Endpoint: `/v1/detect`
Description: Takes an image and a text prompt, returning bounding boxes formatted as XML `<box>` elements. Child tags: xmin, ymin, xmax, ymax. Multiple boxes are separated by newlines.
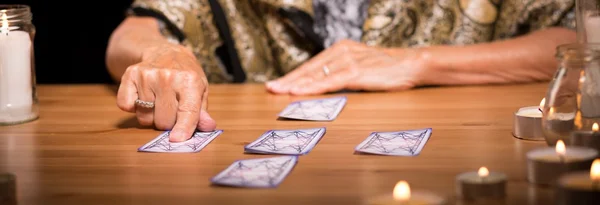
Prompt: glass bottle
<box><xmin>0</xmin><ymin>5</ymin><xmax>38</xmax><ymax>125</ymax></box>
<box><xmin>541</xmin><ymin>43</ymin><xmax>600</xmax><ymax>146</ymax></box>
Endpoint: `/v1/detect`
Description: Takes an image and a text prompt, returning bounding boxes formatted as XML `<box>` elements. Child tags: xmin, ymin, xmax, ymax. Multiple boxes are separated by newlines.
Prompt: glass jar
<box><xmin>0</xmin><ymin>5</ymin><xmax>38</xmax><ymax>125</ymax></box>
<box><xmin>541</xmin><ymin>43</ymin><xmax>600</xmax><ymax>146</ymax></box>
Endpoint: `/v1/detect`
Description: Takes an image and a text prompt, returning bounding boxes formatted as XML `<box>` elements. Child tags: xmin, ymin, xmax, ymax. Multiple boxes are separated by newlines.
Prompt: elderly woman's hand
<box><xmin>265</xmin><ymin>40</ymin><xmax>428</xmax><ymax>95</ymax></box>
<box><xmin>116</xmin><ymin>43</ymin><xmax>216</xmax><ymax>142</ymax></box>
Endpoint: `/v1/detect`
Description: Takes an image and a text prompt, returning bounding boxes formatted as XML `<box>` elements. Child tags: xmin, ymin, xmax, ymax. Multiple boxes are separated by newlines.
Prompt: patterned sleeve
<box><xmin>494</xmin><ymin>0</ymin><xmax>576</xmax><ymax>40</ymax></box>
<box><xmin>127</xmin><ymin>0</ymin><xmax>231</xmax><ymax>83</ymax></box>
<box><xmin>128</xmin><ymin>0</ymin><xmax>202</xmax><ymax>43</ymax></box>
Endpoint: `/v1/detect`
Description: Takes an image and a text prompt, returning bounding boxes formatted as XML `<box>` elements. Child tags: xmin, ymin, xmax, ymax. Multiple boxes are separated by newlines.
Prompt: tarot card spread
<box><xmin>210</xmin><ymin>156</ymin><xmax>298</xmax><ymax>188</ymax></box>
<box><xmin>138</xmin><ymin>130</ymin><xmax>223</xmax><ymax>153</ymax></box>
<box><xmin>278</xmin><ymin>96</ymin><xmax>347</xmax><ymax>121</ymax></box>
<box><xmin>245</xmin><ymin>127</ymin><xmax>326</xmax><ymax>155</ymax></box>
<box><xmin>354</xmin><ymin>128</ymin><xmax>432</xmax><ymax>156</ymax></box>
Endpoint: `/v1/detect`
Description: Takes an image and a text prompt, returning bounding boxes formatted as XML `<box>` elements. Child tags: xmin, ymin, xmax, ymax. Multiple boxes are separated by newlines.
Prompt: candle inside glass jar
<box><xmin>571</xmin><ymin>123</ymin><xmax>600</xmax><ymax>152</ymax></box>
<box><xmin>0</xmin><ymin>10</ymin><xmax>35</xmax><ymax>124</ymax></box>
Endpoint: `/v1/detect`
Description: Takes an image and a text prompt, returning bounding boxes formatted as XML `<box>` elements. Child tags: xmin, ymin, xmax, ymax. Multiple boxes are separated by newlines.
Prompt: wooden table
<box><xmin>0</xmin><ymin>83</ymin><xmax>556</xmax><ymax>205</ymax></box>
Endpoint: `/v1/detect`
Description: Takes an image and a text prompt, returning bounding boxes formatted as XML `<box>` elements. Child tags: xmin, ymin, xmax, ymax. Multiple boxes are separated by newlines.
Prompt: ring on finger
<box><xmin>135</xmin><ymin>99</ymin><xmax>155</xmax><ymax>109</ymax></box>
<box><xmin>322</xmin><ymin>65</ymin><xmax>330</xmax><ymax>77</ymax></box>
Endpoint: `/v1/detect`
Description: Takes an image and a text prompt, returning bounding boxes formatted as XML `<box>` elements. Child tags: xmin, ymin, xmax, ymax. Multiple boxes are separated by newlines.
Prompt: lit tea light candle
<box><xmin>555</xmin><ymin>159</ymin><xmax>600</xmax><ymax>205</ymax></box>
<box><xmin>571</xmin><ymin>122</ymin><xmax>600</xmax><ymax>153</ymax></box>
<box><xmin>512</xmin><ymin>99</ymin><xmax>545</xmax><ymax>140</ymax></box>
<box><xmin>527</xmin><ymin>140</ymin><xmax>598</xmax><ymax>185</ymax></box>
<box><xmin>0</xmin><ymin>10</ymin><xmax>35</xmax><ymax>124</ymax></box>
<box><xmin>368</xmin><ymin>180</ymin><xmax>446</xmax><ymax>205</ymax></box>
<box><xmin>456</xmin><ymin>166</ymin><xmax>507</xmax><ymax>201</ymax></box>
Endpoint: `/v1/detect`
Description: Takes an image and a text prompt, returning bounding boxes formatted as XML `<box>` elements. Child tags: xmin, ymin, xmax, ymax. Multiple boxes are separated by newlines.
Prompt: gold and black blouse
<box><xmin>128</xmin><ymin>0</ymin><xmax>576</xmax><ymax>83</ymax></box>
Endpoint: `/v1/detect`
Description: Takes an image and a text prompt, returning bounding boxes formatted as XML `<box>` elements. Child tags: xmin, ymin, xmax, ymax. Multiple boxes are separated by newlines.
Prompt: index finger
<box><xmin>169</xmin><ymin>86</ymin><xmax>202</xmax><ymax>142</ymax></box>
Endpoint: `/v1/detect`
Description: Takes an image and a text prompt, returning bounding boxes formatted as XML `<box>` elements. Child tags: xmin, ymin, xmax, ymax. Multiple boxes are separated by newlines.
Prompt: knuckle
<box><xmin>157</xmin><ymin>69</ymin><xmax>174</xmax><ymax>83</ymax></box>
<box><xmin>141</xmin><ymin>68</ymin><xmax>157</xmax><ymax>80</ymax></box>
<box><xmin>116</xmin><ymin>101</ymin><xmax>132</xmax><ymax>112</ymax></box>
<box><xmin>177</xmin><ymin>71</ymin><xmax>200</xmax><ymax>82</ymax></box>
<box><xmin>121</xmin><ymin>66</ymin><xmax>137</xmax><ymax>82</ymax></box>
<box><xmin>178</xmin><ymin>103</ymin><xmax>200</xmax><ymax>113</ymax></box>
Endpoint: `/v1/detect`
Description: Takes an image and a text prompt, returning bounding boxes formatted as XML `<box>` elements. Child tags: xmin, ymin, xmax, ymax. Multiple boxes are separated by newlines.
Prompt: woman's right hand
<box><xmin>116</xmin><ymin>43</ymin><xmax>216</xmax><ymax>142</ymax></box>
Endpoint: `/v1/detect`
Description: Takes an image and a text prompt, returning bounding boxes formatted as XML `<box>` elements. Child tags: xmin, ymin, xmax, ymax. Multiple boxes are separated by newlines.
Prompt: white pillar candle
<box><xmin>0</xmin><ymin>12</ymin><xmax>34</xmax><ymax>124</ymax></box>
<box><xmin>585</xmin><ymin>15</ymin><xmax>600</xmax><ymax>43</ymax></box>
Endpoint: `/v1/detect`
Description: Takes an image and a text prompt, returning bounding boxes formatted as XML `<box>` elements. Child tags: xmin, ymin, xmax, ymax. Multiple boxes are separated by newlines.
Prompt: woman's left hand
<box><xmin>265</xmin><ymin>40</ymin><xmax>428</xmax><ymax>95</ymax></box>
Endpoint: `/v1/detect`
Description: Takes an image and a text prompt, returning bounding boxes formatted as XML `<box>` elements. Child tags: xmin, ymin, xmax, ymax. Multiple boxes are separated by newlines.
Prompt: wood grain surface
<box><xmin>0</xmin><ymin>83</ymin><xmax>560</xmax><ymax>205</ymax></box>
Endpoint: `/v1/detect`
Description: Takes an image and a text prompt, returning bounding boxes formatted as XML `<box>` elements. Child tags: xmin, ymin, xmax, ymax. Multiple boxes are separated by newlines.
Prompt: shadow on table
<box><xmin>116</xmin><ymin>116</ymin><xmax>152</xmax><ymax>129</ymax></box>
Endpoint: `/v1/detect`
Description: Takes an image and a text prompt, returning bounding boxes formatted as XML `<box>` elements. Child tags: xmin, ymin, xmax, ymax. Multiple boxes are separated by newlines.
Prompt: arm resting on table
<box><xmin>417</xmin><ymin>27</ymin><xmax>576</xmax><ymax>86</ymax></box>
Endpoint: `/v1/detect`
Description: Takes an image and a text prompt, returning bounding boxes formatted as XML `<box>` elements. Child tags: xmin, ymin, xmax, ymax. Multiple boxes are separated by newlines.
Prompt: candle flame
<box><xmin>592</xmin><ymin>159</ymin><xmax>600</xmax><ymax>181</ymax></box>
<box><xmin>556</xmin><ymin>140</ymin><xmax>566</xmax><ymax>157</ymax></box>
<box><xmin>393</xmin><ymin>180</ymin><xmax>411</xmax><ymax>201</ymax></box>
<box><xmin>0</xmin><ymin>11</ymin><xmax>7</xmax><ymax>33</ymax></box>
<box><xmin>478</xmin><ymin>167</ymin><xmax>489</xmax><ymax>177</ymax></box>
<box><xmin>593</xmin><ymin>123</ymin><xmax>599</xmax><ymax>132</ymax></box>
<box><xmin>549</xmin><ymin>107</ymin><xmax>555</xmax><ymax>115</ymax></box>
<box><xmin>539</xmin><ymin>98</ymin><xmax>545</xmax><ymax>111</ymax></box>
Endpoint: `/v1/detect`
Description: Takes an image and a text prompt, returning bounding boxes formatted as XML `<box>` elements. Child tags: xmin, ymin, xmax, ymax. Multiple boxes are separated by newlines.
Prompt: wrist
<box><xmin>413</xmin><ymin>47</ymin><xmax>439</xmax><ymax>86</ymax></box>
<box><xmin>385</xmin><ymin>47</ymin><xmax>438</xmax><ymax>87</ymax></box>
<box><xmin>140</xmin><ymin>42</ymin><xmax>192</xmax><ymax>62</ymax></box>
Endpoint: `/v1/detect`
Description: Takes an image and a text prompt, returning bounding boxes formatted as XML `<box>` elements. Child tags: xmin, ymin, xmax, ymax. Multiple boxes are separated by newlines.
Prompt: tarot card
<box><xmin>354</xmin><ymin>128</ymin><xmax>432</xmax><ymax>156</ymax></box>
<box><xmin>137</xmin><ymin>130</ymin><xmax>223</xmax><ymax>153</ymax></box>
<box><xmin>244</xmin><ymin>127</ymin><xmax>326</xmax><ymax>155</ymax></box>
<box><xmin>278</xmin><ymin>96</ymin><xmax>347</xmax><ymax>121</ymax></box>
<box><xmin>210</xmin><ymin>155</ymin><xmax>298</xmax><ymax>188</ymax></box>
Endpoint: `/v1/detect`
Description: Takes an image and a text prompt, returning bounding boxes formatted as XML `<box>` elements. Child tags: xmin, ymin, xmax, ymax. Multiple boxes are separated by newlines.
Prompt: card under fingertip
<box><xmin>137</xmin><ymin>130</ymin><xmax>223</xmax><ymax>153</ymax></box>
<box><xmin>354</xmin><ymin>128</ymin><xmax>432</xmax><ymax>156</ymax></box>
<box><xmin>210</xmin><ymin>156</ymin><xmax>298</xmax><ymax>188</ymax></box>
<box><xmin>244</xmin><ymin>127</ymin><xmax>326</xmax><ymax>155</ymax></box>
<box><xmin>278</xmin><ymin>96</ymin><xmax>347</xmax><ymax>121</ymax></box>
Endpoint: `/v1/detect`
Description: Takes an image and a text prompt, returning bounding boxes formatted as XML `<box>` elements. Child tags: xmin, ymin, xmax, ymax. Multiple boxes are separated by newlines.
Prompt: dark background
<box><xmin>4</xmin><ymin>0</ymin><xmax>133</xmax><ymax>84</ymax></box>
